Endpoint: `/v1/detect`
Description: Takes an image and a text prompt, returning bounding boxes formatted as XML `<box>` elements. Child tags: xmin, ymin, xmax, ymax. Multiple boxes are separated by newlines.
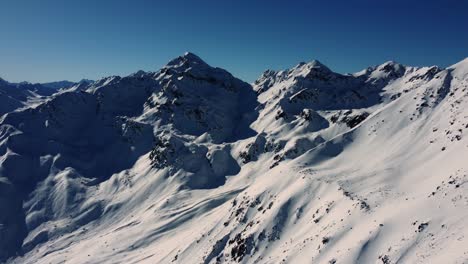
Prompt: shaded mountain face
<box><xmin>0</xmin><ymin>55</ymin><xmax>467</xmax><ymax>264</ymax></box>
<box><xmin>140</xmin><ymin>52</ymin><xmax>258</xmax><ymax>143</ymax></box>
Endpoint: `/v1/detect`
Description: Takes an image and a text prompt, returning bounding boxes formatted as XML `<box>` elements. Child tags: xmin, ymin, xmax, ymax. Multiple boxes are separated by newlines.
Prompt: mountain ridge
<box><xmin>0</xmin><ymin>53</ymin><xmax>467</xmax><ymax>263</ymax></box>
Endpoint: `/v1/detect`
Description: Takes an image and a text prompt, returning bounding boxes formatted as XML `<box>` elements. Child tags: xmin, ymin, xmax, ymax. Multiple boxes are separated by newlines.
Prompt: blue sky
<box><xmin>1</xmin><ymin>0</ymin><xmax>467</xmax><ymax>83</ymax></box>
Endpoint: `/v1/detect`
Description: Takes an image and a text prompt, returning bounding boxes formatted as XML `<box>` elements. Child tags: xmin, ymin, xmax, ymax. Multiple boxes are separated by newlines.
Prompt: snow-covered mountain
<box><xmin>0</xmin><ymin>53</ymin><xmax>467</xmax><ymax>263</ymax></box>
<box><xmin>40</xmin><ymin>80</ymin><xmax>94</xmax><ymax>90</ymax></box>
<box><xmin>0</xmin><ymin>78</ymin><xmax>62</xmax><ymax>116</ymax></box>
<box><xmin>0</xmin><ymin>78</ymin><xmax>94</xmax><ymax>117</ymax></box>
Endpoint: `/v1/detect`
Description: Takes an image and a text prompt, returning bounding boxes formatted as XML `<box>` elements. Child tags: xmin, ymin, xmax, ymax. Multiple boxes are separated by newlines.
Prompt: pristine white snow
<box><xmin>0</xmin><ymin>53</ymin><xmax>467</xmax><ymax>264</ymax></box>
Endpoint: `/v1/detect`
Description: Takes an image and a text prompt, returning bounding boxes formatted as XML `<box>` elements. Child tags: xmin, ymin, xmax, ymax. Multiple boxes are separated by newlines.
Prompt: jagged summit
<box><xmin>294</xmin><ymin>59</ymin><xmax>335</xmax><ymax>79</ymax></box>
<box><xmin>281</xmin><ymin>59</ymin><xmax>333</xmax><ymax>77</ymax></box>
<box><xmin>377</xmin><ymin>60</ymin><xmax>405</xmax><ymax>71</ymax></box>
<box><xmin>349</xmin><ymin>60</ymin><xmax>408</xmax><ymax>81</ymax></box>
<box><xmin>254</xmin><ymin>59</ymin><xmax>337</xmax><ymax>94</ymax></box>
<box><xmin>380</xmin><ymin>60</ymin><xmax>399</xmax><ymax>66</ymax></box>
<box><xmin>165</xmin><ymin>51</ymin><xmax>209</xmax><ymax>69</ymax></box>
<box><xmin>299</xmin><ymin>59</ymin><xmax>331</xmax><ymax>71</ymax></box>
<box><xmin>160</xmin><ymin>52</ymin><xmax>221</xmax><ymax>79</ymax></box>
<box><xmin>143</xmin><ymin>52</ymin><xmax>258</xmax><ymax>144</ymax></box>
<box><xmin>354</xmin><ymin>60</ymin><xmax>405</xmax><ymax>74</ymax></box>
<box><xmin>183</xmin><ymin>51</ymin><xmax>205</xmax><ymax>62</ymax></box>
<box><xmin>367</xmin><ymin>60</ymin><xmax>406</xmax><ymax>80</ymax></box>
<box><xmin>254</xmin><ymin>59</ymin><xmax>351</xmax><ymax>95</ymax></box>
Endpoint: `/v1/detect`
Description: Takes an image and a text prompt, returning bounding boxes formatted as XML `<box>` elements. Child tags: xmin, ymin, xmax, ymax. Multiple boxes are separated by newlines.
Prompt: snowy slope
<box><xmin>1</xmin><ymin>54</ymin><xmax>468</xmax><ymax>264</ymax></box>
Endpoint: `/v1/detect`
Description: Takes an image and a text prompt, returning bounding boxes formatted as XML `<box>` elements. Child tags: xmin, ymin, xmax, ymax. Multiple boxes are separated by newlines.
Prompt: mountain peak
<box><xmin>166</xmin><ymin>52</ymin><xmax>208</xmax><ymax>69</ymax></box>
<box><xmin>307</xmin><ymin>59</ymin><xmax>328</xmax><ymax>69</ymax></box>
<box><xmin>382</xmin><ymin>60</ymin><xmax>399</xmax><ymax>65</ymax></box>
<box><xmin>378</xmin><ymin>60</ymin><xmax>404</xmax><ymax>70</ymax></box>
<box><xmin>290</xmin><ymin>59</ymin><xmax>334</xmax><ymax>80</ymax></box>
<box><xmin>295</xmin><ymin>59</ymin><xmax>330</xmax><ymax>71</ymax></box>
<box><xmin>362</xmin><ymin>60</ymin><xmax>406</xmax><ymax>80</ymax></box>
<box><xmin>183</xmin><ymin>51</ymin><xmax>203</xmax><ymax>61</ymax></box>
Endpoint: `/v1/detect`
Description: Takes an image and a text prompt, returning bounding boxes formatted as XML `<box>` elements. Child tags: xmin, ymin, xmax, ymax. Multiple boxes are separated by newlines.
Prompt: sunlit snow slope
<box><xmin>1</xmin><ymin>54</ymin><xmax>468</xmax><ymax>264</ymax></box>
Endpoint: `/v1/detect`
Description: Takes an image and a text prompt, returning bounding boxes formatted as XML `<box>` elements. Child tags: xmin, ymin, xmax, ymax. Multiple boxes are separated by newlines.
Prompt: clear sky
<box><xmin>1</xmin><ymin>0</ymin><xmax>467</xmax><ymax>83</ymax></box>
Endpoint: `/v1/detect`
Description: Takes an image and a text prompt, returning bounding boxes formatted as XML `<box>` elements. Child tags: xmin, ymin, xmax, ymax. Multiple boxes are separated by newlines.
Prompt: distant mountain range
<box><xmin>0</xmin><ymin>78</ymin><xmax>94</xmax><ymax>115</ymax></box>
<box><xmin>1</xmin><ymin>53</ymin><xmax>467</xmax><ymax>263</ymax></box>
<box><xmin>40</xmin><ymin>79</ymin><xmax>94</xmax><ymax>90</ymax></box>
